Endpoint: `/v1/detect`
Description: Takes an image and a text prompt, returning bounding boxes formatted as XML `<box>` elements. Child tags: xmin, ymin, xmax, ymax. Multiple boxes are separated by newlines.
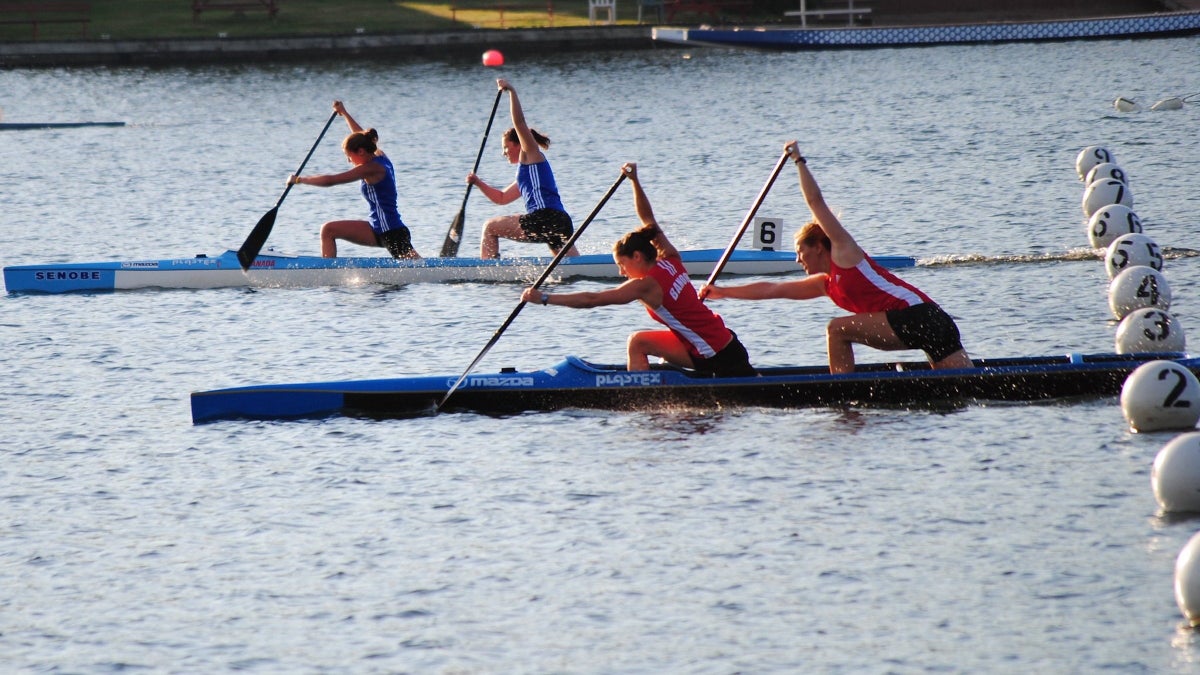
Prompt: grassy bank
<box><xmin>1</xmin><ymin>0</ymin><xmax>1173</xmax><ymax>42</ymax></box>
<box><xmin>0</xmin><ymin>0</ymin><xmax>734</xmax><ymax>42</ymax></box>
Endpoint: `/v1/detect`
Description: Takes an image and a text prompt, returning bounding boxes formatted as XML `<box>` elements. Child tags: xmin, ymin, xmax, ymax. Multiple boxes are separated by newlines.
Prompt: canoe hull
<box><xmin>190</xmin><ymin>352</ymin><xmax>1199</xmax><ymax>423</ymax></box>
<box><xmin>652</xmin><ymin>11</ymin><xmax>1200</xmax><ymax>50</ymax></box>
<box><xmin>4</xmin><ymin>248</ymin><xmax>915</xmax><ymax>294</ymax></box>
<box><xmin>0</xmin><ymin>121</ymin><xmax>125</xmax><ymax>130</ymax></box>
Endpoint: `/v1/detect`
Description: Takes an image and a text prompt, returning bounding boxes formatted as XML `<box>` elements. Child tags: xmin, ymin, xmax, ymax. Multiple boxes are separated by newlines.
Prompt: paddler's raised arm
<box><xmin>624</xmin><ymin>162</ymin><xmax>679</xmax><ymax>260</ymax></box>
<box><xmin>498</xmin><ymin>79</ymin><xmax>545</xmax><ymax>164</ymax></box>
<box><xmin>334</xmin><ymin>100</ymin><xmax>363</xmax><ymax>135</ymax></box>
<box><xmin>787</xmin><ymin>140</ymin><xmax>863</xmax><ymax>267</ymax></box>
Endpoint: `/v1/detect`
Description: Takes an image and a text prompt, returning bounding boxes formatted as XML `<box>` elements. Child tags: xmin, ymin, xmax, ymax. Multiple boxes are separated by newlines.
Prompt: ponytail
<box><xmin>343</xmin><ymin>128</ymin><xmax>379</xmax><ymax>154</ymax></box>
<box><xmin>503</xmin><ymin>126</ymin><xmax>551</xmax><ymax>149</ymax></box>
<box><xmin>613</xmin><ymin>223</ymin><xmax>660</xmax><ymax>262</ymax></box>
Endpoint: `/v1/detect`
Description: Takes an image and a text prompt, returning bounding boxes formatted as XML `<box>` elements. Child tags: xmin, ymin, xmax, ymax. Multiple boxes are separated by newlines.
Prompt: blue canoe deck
<box><xmin>190</xmin><ymin>352</ymin><xmax>1200</xmax><ymax>423</ymax></box>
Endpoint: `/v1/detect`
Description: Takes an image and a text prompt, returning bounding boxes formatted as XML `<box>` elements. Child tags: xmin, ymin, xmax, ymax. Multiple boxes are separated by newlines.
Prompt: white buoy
<box><xmin>1152</xmin><ymin>97</ymin><xmax>1185</xmax><ymax>111</ymax></box>
<box><xmin>1177</xmin><ymin>532</ymin><xmax>1200</xmax><ymax>626</ymax></box>
<box><xmin>1087</xmin><ymin>204</ymin><xmax>1143</xmax><ymax>249</ymax></box>
<box><xmin>1153</xmin><ymin>433</ymin><xmax>1200</xmax><ymax>513</ymax></box>
<box><xmin>1084</xmin><ymin>162</ymin><xmax>1128</xmax><ymax>188</ymax></box>
<box><xmin>1116</xmin><ymin>308</ymin><xmax>1186</xmax><ymax>354</ymax></box>
<box><xmin>1105</xmin><ymin>232</ymin><xmax>1163</xmax><ymax>279</ymax></box>
<box><xmin>1114</xmin><ymin>97</ymin><xmax>1142</xmax><ymax>112</ymax></box>
<box><xmin>1109</xmin><ymin>265</ymin><xmax>1171</xmax><ymax>320</ymax></box>
<box><xmin>1083</xmin><ymin>177</ymin><xmax>1134</xmax><ymax>218</ymax></box>
<box><xmin>1121</xmin><ymin>360</ymin><xmax>1200</xmax><ymax>432</ymax></box>
<box><xmin>1076</xmin><ymin>146</ymin><xmax>1115</xmax><ymax>181</ymax></box>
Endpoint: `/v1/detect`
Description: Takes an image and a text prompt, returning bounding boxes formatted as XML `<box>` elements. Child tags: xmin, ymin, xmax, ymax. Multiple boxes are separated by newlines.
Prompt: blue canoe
<box><xmin>4</xmin><ymin>248</ymin><xmax>915</xmax><ymax>294</ymax></box>
<box><xmin>190</xmin><ymin>351</ymin><xmax>1200</xmax><ymax>424</ymax></box>
<box><xmin>652</xmin><ymin>11</ymin><xmax>1200</xmax><ymax>50</ymax></box>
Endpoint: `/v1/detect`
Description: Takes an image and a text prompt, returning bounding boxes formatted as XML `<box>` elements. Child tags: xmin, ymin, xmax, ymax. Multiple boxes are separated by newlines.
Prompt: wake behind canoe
<box><xmin>4</xmin><ymin>248</ymin><xmax>916</xmax><ymax>295</ymax></box>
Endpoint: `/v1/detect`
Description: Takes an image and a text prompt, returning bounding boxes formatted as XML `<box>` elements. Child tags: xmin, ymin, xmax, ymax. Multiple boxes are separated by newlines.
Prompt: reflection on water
<box><xmin>636</xmin><ymin>409</ymin><xmax>731</xmax><ymax>438</ymax></box>
<box><xmin>1154</xmin><ymin>511</ymin><xmax>1200</xmax><ymax>528</ymax></box>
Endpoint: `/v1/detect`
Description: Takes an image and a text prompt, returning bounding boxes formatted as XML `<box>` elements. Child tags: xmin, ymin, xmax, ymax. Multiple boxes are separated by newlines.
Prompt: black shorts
<box><xmin>691</xmin><ymin>331</ymin><xmax>757</xmax><ymax>378</ymax></box>
<box><xmin>887</xmin><ymin>303</ymin><xmax>964</xmax><ymax>362</ymax></box>
<box><xmin>519</xmin><ymin>208</ymin><xmax>573</xmax><ymax>249</ymax></box>
<box><xmin>376</xmin><ymin>227</ymin><xmax>416</xmax><ymax>259</ymax></box>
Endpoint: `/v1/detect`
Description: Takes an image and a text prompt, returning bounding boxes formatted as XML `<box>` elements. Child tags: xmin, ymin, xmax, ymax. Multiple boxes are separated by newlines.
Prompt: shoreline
<box><xmin>0</xmin><ymin>26</ymin><xmax>655</xmax><ymax>68</ymax></box>
<box><xmin>2</xmin><ymin>3</ymin><xmax>1197</xmax><ymax>68</ymax></box>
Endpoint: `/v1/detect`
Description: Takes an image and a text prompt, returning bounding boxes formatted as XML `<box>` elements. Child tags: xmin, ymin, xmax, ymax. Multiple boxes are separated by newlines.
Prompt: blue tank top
<box><xmin>361</xmin><ymin>154</ymin><xmax>405</xmax><ymax>235</ymax></box>
<box><xmin>516</xmin><ymin>159</ymin><xmax>566</xmax><ymax>214</ymax></box>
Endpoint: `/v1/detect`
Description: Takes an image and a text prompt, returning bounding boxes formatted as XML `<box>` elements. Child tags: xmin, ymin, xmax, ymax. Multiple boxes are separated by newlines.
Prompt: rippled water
<box><xmin>3</xmin><ymin>36</ymin><xmax>1200</xmax><ymax>672</ymax></box>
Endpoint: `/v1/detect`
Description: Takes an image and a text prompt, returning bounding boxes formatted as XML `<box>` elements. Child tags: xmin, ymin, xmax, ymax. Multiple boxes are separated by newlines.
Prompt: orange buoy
<box><xmin>482</xmin><ymin>50</ymin><xmax>504</xmax><ymax>67</ymax></box>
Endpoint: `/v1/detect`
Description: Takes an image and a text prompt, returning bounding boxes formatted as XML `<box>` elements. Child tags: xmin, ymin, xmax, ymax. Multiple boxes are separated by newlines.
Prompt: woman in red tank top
<box><xmin>702</xmin><ymin>141</ymin><xmax>971</xmax><ymax>374</ymax></box>
<box><xmin>521</xmin><ymin>163</ymin><xmax>755</xmax><ymax>377</ymax></box>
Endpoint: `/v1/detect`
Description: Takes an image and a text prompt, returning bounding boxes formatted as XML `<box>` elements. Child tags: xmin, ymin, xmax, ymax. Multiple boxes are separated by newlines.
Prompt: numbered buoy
<box><xmin>1076</xmin><ymin>146</ymin><xmax>1114</xmax><ymax>181</ymax></box>
<box><xmin>1087</xmin><ymin>204</ymin><xmax>1142</xmax><ymax>249</ymax></box>
<box><xmin>1084</xmin><ymin>162</ymin><xmax>1128</xmax><ymax>188</ymax></box>
<box><xmin>1109</xmin><ymin>265</ymin><xmax>1171</xmax><ymax>320</ymax></box>
<box><xmin>1105</xmin><ymin>232</ymin><xmax>1163</xmax><ymax>279</ymax></box>
<box><xmin>1114</xmin><ymin>97</ymin><xmax>1142</xmax><ymax>112</ymax></box>
<box><xmin>1177</xmin><ymin>532</ymin><xmax>1200</xmax><ymax>626</ymax></box>
<box><xmin>1083</xmin><ymin>177</ymin><xmax>1134</xmax><ymax>218</ymax></box>
<box><xmin>1153</xmin><ymin>433</ymin><xmax>1200</xmax><ymax>513</ymax></box>
<box><xmin>1116</xmin><ymin>308</ymin><xmax>1186</xmax><ymax>354</ymax></box>
<box><xmin>1121</xmin><ymin>360</ymin><xmax>1200</xmax><ymax>432</ymax></box>
<box><xmin>482</xmin><ymin>49</ymin><xmax>505</xmax><ymax>67</ymax></box>
<box><xmin>1151</xmin><ymin>97</ymin><xmax>1184</xmax><ymax>111</ymax></box>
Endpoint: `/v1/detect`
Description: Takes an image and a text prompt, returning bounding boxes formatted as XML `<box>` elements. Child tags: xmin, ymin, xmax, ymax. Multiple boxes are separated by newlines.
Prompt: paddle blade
<box><xmin>440</xmin><ymin>209</ymin><xmax>465</xmax><ymax>258</ymax></box>
<box><xmin>237</xmin><ymin>207</ymin><xmax>278</xmax><ymax>270</ymax></box>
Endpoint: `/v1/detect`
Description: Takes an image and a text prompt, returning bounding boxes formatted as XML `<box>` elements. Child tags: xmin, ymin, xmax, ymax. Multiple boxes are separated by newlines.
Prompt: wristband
<box><xmin>793</xmin><ymin>155</ymin><xmax>806</xmax><ymax>165</ymax></box>
<box><xmin>541</xmin><ymin>293</ymin><xmax>549</xmax><ymax>306</ymax></box>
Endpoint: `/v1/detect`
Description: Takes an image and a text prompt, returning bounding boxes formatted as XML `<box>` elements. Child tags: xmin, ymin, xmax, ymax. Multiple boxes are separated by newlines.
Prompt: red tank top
<box><xmin>645</xmin><ymin>255</ymin><xmax>732</xmax><ymax>359</ymax></box>
<box><xmin>825</xmin><ymin>254</ymin><xmax>932</xmax><ymax>313</ymax></box>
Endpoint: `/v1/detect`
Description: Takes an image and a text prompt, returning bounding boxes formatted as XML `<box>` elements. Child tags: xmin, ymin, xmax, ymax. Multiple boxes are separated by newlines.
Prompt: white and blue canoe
<box><xmin>4</xmin><ymin>248</ymin><xmax>915</xmax><ymax>294</ymax></box>
<box><xmin>191</xmin><ymin>351</ymin><xmax>1200</xmax><ymax>424</ymax></box>
<box><xmin>652</xmin><ymin>10</ymin><xmax>1200</xmax><ymax>50</ymax></box>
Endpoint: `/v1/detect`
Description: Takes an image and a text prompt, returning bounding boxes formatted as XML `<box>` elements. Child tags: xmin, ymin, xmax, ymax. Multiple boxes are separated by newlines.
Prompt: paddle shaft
<box><xmin>440</xmin><ymin>88</ymin><xmax>506</xmax><ymax>257</ymax></box>
<box><xmin>701</xmin><ymin>150</ymin><xmax>791</xmax><ymax>290</ymax></box>
<box><xmin>438</xmin><ymin>171</ymin><xmax>629</xmax><ymax>409</ymax></box>
<box><xmin>236</xmin><ymin>110</ymin><xmax>340</xmax><ymax>270</ymax></box>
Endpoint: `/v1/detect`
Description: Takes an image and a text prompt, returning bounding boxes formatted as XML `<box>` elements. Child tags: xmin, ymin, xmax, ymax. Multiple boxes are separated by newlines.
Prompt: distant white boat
<box><xmin>652</xmin><ymin>10</ymin><xmax>1200</xmax><ymax>50</ymax></box>
<box><xmin>0</xmin><ymin>121</ymin><xmax>125</xmax><ymax>130</ymax></box>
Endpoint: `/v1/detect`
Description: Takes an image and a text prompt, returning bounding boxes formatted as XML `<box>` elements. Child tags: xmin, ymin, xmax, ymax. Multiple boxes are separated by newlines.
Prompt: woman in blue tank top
<box><xmin>467</xmin><ymin>79</ymin><xmax>578</xmax><ymax>259</ymax></box>
<box><xmin>288</xmin><ymin>100</ymin><xmax>419</xmax><ymax>259</ymax></box>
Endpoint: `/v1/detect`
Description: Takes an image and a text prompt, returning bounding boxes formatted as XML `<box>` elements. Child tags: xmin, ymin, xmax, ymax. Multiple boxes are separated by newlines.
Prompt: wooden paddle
<box><xmin>236</xmin><ymin>110</ymin><xmax>340</xmax><ymax>271</ymax></box>
<box><xmin>439</xmin><ymin>88</ymin><xmax>505</xmax><ymax>257</ymax></box>
<box><xmin>700</xmin><ymin>149</ymin><xmax>791</xmax><ymax>293</ymax></box>
<box><xmin>438</xmin><ymin>170</ymin><xmax>629</xmax><ymax>410</ymax></box>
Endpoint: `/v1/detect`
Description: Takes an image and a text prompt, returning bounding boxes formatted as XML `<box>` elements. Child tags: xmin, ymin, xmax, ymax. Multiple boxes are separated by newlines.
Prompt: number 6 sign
<box><xmin>752</xmin><ymin>217</ymin><xmax>782</xmax><ymax>251</ymax></box>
